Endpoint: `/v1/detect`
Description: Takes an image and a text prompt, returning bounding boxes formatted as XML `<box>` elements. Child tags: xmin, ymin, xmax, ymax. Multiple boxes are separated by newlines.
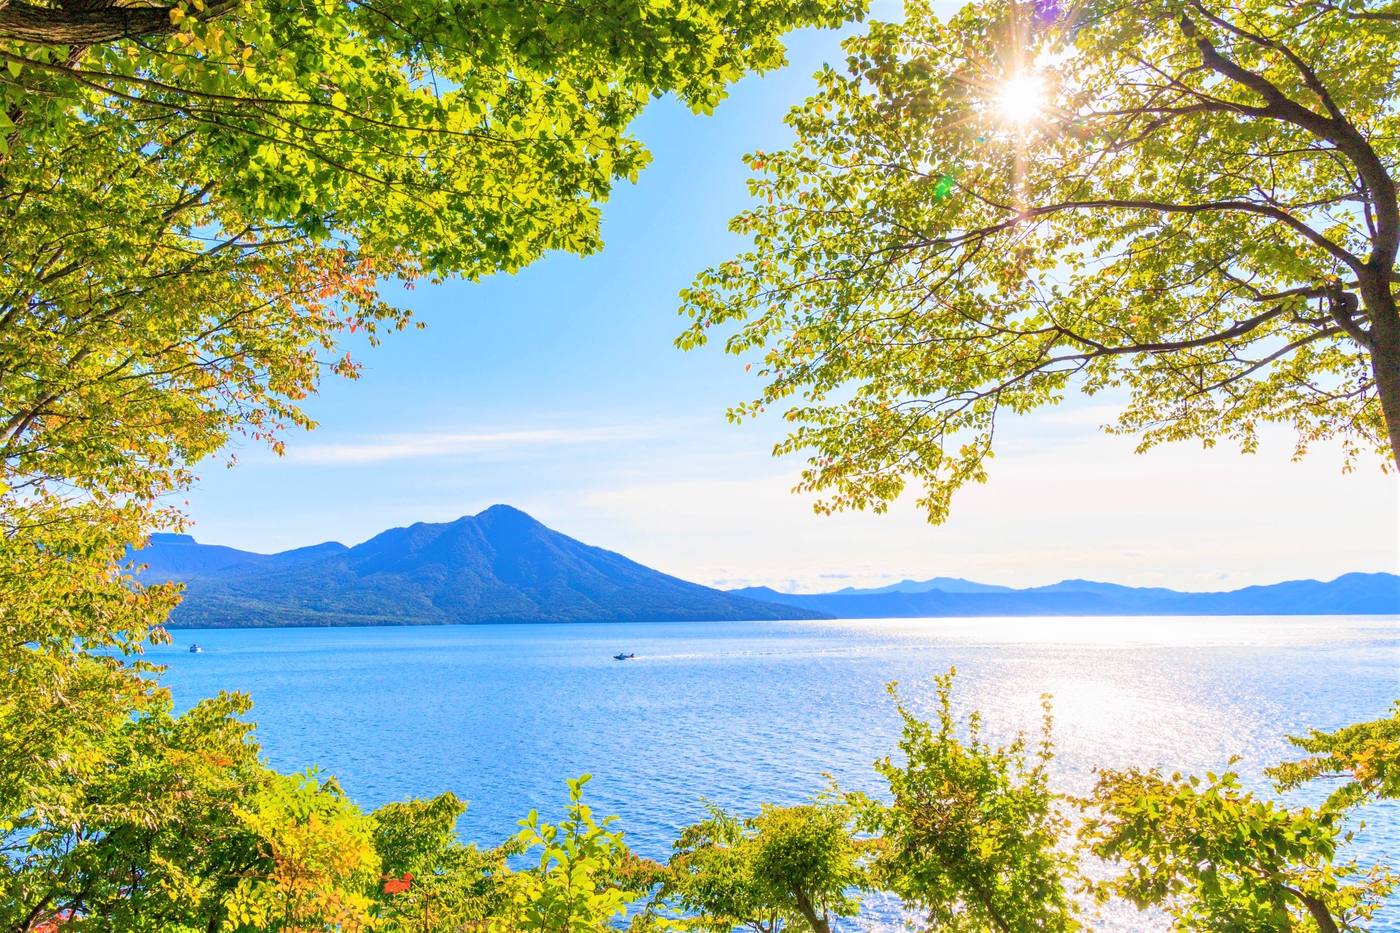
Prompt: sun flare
<box><xmin>995</xmin><ymin>72</ymin><xmax>1046</xmax><ymax>126</ymax></box>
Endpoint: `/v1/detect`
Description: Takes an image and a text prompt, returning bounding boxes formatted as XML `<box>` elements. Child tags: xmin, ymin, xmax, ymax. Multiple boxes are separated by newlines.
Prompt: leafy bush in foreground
<box><xmin>4</xmin><ymin>667</ymin><xmax>1392</xmax><ymax>932</ymax></box>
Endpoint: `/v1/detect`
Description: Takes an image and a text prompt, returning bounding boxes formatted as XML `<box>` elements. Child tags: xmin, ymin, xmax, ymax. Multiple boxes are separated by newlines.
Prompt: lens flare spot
<box><xmin>995</xmin><ymin>72</ymin><xmax>1046</xmax><ymax>126</ymax></box>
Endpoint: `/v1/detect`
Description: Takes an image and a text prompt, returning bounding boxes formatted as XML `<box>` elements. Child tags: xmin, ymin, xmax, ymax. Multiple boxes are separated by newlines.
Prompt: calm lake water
<box><xmin>155</xmin><ymin>616</ymin><xmax>1400</xmax><ymax>930</ymax></box>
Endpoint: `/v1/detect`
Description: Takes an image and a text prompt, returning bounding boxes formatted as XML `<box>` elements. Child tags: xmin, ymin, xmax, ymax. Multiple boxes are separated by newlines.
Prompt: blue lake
<box><xmin>155</xmin><ymin>615</ymin><xmax>1400</xmax><ymax>930</ymax></box>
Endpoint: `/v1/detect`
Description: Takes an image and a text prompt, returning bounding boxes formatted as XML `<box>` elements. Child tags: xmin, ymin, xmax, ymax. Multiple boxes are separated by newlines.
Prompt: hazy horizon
<box><xmin>147</xmin><ymin>504</ymin><xmax>1395</xmax><ymax>597</ymax></box>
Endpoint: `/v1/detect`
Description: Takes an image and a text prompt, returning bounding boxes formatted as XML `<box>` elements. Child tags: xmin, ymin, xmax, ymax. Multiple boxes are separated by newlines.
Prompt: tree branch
<box><xmin>1179</xmin><ymin>10</ymin><xmax>1400</xmax><ymax>268</ymax></box>
<box><xmin>931</xmin><ymin>197</ymin><xmax>1363</xmax><ymax>273</ymax></box>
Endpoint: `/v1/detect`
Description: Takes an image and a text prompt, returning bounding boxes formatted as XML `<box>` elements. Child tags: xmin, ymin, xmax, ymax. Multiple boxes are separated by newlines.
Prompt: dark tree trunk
<box><xmin>0</xmin><ymin>0</ymin><xmax>240</xmax><ymax>45</ymax></box>
<box><xmin>791</xmin><ymin>887</ymin><xmax>831</xmax><ymax>933</ymax></box>
<box><xmin>1288</xmin><ymin>888</ymin><xmax>1341</xmax><ymax>933</ymax></box>
<box><xmin>1360</xmin><ymin>279</ymin><xmax>1400</xmax><ymax>468</ymax></box>
<box><xmin>1373</xmin><ymin>340</ymin><xmax>1400</xmax><ymax>468</ymax></box>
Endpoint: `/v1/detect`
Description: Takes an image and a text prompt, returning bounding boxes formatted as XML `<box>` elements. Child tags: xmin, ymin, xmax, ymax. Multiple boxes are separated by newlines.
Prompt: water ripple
<box><xmin>156</xmin><ymin>615</ymin><xmax>1400</xmax><ymax>931</ymax></box>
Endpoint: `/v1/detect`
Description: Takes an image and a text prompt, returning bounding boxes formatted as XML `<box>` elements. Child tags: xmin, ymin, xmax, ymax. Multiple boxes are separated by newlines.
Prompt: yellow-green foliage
<box><xmin>0</xmin><ymin>0</ymin><xmax>865</xmax><ymax>927</ymax></box>
<box><xmin>856</xmin><ymin>673</ymin><xmax>1081</xmax><ymax>932</ymax></box>
<box><xmin>680</xmin><ymin>0</ymin><xmax>1400</xmax><ymax>522</ymax></box>
<box><xmin>498</xmin><ymin>775</ymin><xmax>639</xmax><ymax>933</ymax></box>
<box><xmin>0</xmin><ymin>2</ymin><xmax>1396</xmax><ymax>930</ymax></box>
<box><xmin>223</xmin><ymin>774</ymin><xmax>380</xmax><ymax>932</ymax></box>
<box><xmin>1269</xmin><ymin>701</ymin><xmax>1400</xmax><ymax>810</ymax></box>
<box><xmin>663</xmin><ymin>799</ymin><xmax>866</xmax><ymax>932</ymax></box>
<box><xmin>1080</xmin><ymin>765</ymin><xmax>1393</xmax><ymax>933</ymax></box>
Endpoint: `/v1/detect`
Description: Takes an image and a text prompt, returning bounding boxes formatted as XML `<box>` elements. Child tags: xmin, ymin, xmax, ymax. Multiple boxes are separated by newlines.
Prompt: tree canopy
<box><xmin>1082</xmin><ymin>767</ymin><xmax>1390</xmax><ymax>933</ymax></box>
<box><xmin>0</xmin><ymin>2</ymin><xmax>864</xmax><ymax>928</ymax></box>
<box><xmin>856</xmin><ymin>674</ymin><xmax>1081</xmax><ymax>932</ymax></box>
<box><xmin>679</xmin><ymin>0</ymin><xmax>1400</xmax><ymax>522</ymax></box>
<box><xmin>663</xmin><ymin>799</ymin><xmax>867</xmax><ymax>932</ymax></box>
<box><xmin>1</xmin><ymin>0</ymin><xmax>862</xmax><ymax>527</ymax></box>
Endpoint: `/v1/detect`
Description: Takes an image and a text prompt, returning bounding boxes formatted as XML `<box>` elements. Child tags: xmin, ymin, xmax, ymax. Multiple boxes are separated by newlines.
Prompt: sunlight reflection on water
<box><xmin>156</xmin><ymin>615</ymin><xmax>1399</xmax><ymax>931</ymax></box>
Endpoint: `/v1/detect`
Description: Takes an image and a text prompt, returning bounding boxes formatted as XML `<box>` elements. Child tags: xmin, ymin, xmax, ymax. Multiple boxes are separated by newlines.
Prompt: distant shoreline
<box><xmin>136</xmin><ymin>509</ymin><xmax>1399</xmax><ymax>628</ymax></box>
<box><xmin>159</xmin><ymin>610</ymin><xmax>1400</xmax><ymax>632</ymax></box>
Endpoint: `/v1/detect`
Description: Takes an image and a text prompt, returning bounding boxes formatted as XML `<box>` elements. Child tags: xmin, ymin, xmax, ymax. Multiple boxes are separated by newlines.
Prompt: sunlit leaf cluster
<box><xmin>680</xmin><ymin>0</ymin><xmax>1400</xmax><ymax>521</ymax></box>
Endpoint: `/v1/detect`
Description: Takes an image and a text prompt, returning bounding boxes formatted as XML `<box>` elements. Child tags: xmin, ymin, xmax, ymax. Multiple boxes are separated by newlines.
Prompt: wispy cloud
<box><xmin>287</xmin><ymin>425</ymin><xmax>655</xmax><ymax>466</ymax></box>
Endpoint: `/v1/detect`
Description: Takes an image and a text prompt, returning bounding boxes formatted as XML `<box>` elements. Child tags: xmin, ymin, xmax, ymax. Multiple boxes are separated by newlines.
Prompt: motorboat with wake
<box><xmin>613</xmin><ymin>652</ymin><xmax>635</xmax><ymax>661</ymax></box>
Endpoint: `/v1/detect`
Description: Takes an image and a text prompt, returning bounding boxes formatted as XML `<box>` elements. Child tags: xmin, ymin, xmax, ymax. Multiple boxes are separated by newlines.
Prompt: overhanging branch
<box><xmin>923</xmin><ymin>197</ymin><xmax>1363</xmax><ymax>273</ymax></box>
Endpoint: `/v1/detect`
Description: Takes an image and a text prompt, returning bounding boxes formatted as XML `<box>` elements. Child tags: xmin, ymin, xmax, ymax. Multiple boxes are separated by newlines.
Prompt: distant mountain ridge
<box><xmin>730</xmin><ymin>572</ymin><xmax>1400</xmax><ymax>617</ymax></box>
<box><xmin>135</xmin><ymin>509</ymin><xmax>1399</xmax><ymax>626</ymax></box>
<box><xmin>830</xmin><ymin>576</ymin><xmax>1015</xmax><ymax>595</ymax></box>
<box><xmin>135</xmin><ymin>506</ymin><xmax>824</xmax><ymax>627</ymax></box>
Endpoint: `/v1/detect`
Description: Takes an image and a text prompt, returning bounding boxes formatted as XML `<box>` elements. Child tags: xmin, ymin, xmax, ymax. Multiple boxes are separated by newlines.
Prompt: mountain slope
<box><xmin>136</xmin><ymin>506</ymin><xmax>826</xmax><ymax>627</ymax></box>
<box><xmin>137</xmin><ymin>533</ymin><xmax>349</xmax><ymax>581</ymax></box>
<box><xmin>731</xmin><ymin>573</ymin><xmax>1400</xmax><ymax>617</ymax></box>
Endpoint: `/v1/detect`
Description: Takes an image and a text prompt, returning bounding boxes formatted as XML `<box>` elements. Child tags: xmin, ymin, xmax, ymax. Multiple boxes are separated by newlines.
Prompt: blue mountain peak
<box><xmin>148</xmin><ymin>532</ymin><xmax>197</xmax><ymax>545</ymax></box>
<box><xmin>475</xmin><ymin>504</ymin><xmax>537</xmax><ymax>521</ymax></box>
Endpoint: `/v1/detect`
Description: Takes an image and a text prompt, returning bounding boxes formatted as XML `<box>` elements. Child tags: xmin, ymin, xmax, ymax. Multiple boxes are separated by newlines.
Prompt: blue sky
<box><xmin>181</xmin><ymin>8</ymin><xmax>1399</xmax><ymax>593</ymax></box>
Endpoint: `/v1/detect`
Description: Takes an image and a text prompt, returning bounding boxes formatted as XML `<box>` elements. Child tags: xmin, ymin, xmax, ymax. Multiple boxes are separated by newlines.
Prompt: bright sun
<box><xmin>995</xmin><ymin>72</ymin><xmax>1046</xmax><ymax>126</ymax></box>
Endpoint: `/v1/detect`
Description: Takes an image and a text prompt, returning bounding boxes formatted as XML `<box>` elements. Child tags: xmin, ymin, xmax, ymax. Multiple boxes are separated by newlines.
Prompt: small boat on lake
<box><xmin>189</xmin><ymin>644</ymin><xmax>203</xmax><ymax>654</ymax></box>
<box><xmin>613</xmin><ymin>652</ymin><xmax>635</xmax><ymax>661</ymax></box>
